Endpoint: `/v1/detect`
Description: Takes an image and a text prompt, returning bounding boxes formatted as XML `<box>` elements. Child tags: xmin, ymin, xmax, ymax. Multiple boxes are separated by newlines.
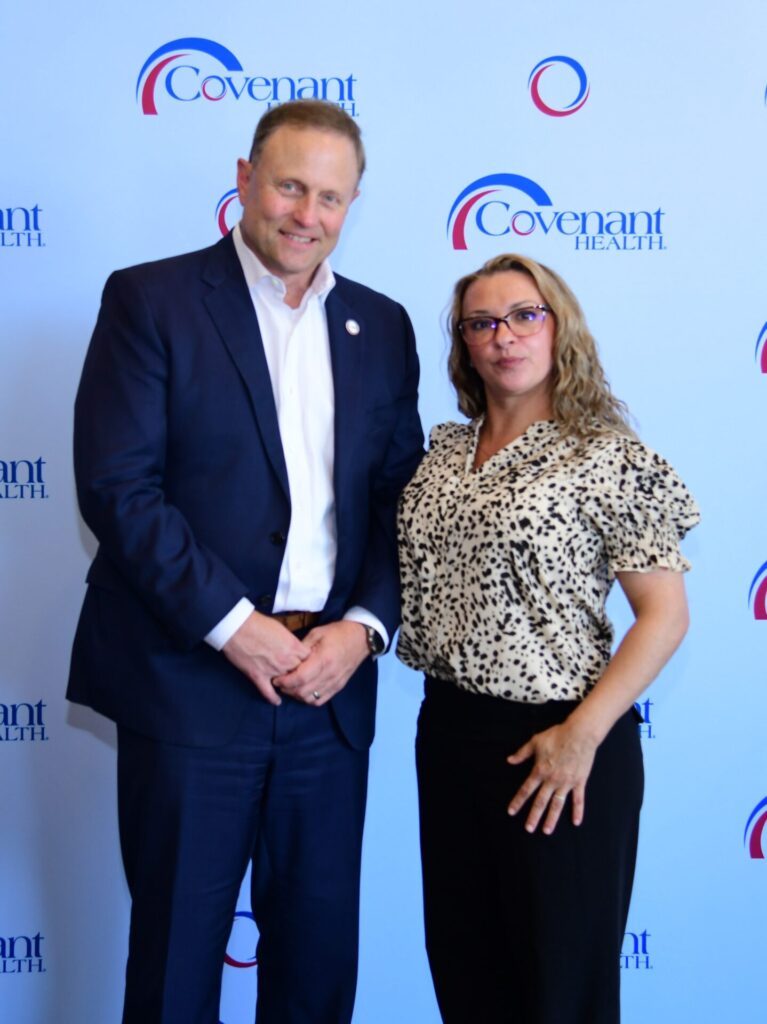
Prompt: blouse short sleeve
<box><xmin>580</xmin><ymin>437</ymin><xmax>701</xmax><ymax>575</ymax></box>
<box><xmin>426</xmin><ymin>422</ymin><xmax>460</xmax><ymax>450</ymax></box>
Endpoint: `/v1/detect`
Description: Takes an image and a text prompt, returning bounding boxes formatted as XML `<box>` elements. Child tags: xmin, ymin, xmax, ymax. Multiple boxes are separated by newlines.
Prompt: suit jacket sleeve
<box><xmin>74</xmin><ymin>267</ymin><xmax>249</xmax><ymax>649</ymax></box>
<box><xmin>347</xmin><ymin>301</ymin><xmax>424</xmax><ymax>639</ymax></box>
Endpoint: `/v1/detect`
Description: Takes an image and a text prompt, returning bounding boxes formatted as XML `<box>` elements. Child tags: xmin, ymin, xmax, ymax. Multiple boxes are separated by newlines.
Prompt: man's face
<box><xmin>236</xmin><ymin>125</ymin><xmax>360</xmax><ymax>301</ymax></box>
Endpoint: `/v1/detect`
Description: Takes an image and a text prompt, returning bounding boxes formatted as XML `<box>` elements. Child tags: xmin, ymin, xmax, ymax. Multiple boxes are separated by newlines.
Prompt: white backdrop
<box><xmin>2</xmin><ymin>1</ymin><xmax>766</xmax><ymax>1020</ymax></box>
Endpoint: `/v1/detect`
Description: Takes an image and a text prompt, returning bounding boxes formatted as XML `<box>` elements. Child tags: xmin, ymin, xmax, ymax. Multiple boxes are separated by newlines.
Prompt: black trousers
<box><xmin>416</xmin><ymin>678</ymin><xmax>644</xmax><ymax>1024</ymax></box>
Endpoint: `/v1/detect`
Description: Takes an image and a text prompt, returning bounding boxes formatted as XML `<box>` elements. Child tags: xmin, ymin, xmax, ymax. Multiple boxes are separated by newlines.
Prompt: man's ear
<box><xmin>236</xmin><ymin>158</ymin><xmax>253</xmax><ymax>204</ymax></box>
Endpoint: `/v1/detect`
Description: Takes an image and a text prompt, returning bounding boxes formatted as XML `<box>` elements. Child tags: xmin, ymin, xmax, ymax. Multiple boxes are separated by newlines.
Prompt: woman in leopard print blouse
<box><xmin>397</xmin><ymin>254</ymin><xmax>699</xmax><ymax>1024</ymax></box>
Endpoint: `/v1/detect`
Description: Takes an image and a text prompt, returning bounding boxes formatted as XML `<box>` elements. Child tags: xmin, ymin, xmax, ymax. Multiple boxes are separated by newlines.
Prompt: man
<box><xmin>68</xmin><ymin>100</ymin><xmax>423</xmax><ymax>1024</ymax></box>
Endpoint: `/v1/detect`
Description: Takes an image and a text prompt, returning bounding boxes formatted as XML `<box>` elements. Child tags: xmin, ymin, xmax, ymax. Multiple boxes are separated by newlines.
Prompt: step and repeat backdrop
<box><xmin>2</xmin><ymin>1</ymin><xmax>766</xmax><ymax>1020</ymax></box>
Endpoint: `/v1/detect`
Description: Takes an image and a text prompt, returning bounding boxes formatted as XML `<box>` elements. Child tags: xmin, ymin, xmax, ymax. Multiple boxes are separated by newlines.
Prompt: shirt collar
<box><xmin>232</xmin><ymin>222</ymin><xmax>336</xmax><ymax>308</ymax></box>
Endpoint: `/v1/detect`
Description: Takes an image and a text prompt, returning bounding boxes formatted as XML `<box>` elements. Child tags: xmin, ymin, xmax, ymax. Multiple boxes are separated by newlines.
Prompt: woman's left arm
<box><xmin>507</xmin><ymin>569</ymin><xmax>689</xmax><ymax>835</ymax></box>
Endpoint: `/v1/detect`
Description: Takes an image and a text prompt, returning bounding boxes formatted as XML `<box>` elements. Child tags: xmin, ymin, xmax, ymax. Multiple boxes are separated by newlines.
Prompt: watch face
<box><xmin>367</xmin><ymin>627</ymin><xmax>385</xmax><ymax>655</ymax></box>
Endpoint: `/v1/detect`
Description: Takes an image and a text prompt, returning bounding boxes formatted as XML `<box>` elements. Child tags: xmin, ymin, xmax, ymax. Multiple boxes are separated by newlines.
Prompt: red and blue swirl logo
<box><xmin>216</xmin><ymin>189</ymin><xmax>241</xmax><ymax>236</ymax></box>
<box><xmin>136</xmin><ymin>38</ymin><xmax>242</xmax><ymax>115</ymax></box>
<box><xmin>446</xmin><ymin>174</ymin><xmax>553</xmax><ymax>250</ymax></box>
<box><xmin>755</xmin><ymin>322</ymin><xmax>767</xmax><ymax>373</ymax></box>
<box><xmin>744</xmin><ymin>797</ymin><xmax>767</xmax><ymax>858</ymax></box>
<box><xmin>748</xmin><ymin>562</ymin><xmax>767</xmax><ymax>619</ymax></box>
<box><xmin>528</xmin><ymin>56</ymin><xmax>590</xmax><ymax>117</ymax></box>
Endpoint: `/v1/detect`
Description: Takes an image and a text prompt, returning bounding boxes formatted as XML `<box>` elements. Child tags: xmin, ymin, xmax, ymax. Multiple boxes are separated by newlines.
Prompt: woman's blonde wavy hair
<box><xmin>447</xmin><ymin>253</ymin><xmax>634</xmax><ymax>438</ymax></box>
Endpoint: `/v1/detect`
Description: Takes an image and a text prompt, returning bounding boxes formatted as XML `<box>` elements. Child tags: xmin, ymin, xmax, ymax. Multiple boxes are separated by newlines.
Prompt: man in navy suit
<box><xmin>68</xmin><ymin>99</ymin><xmax>423</xmax><ymax>1024</ymax></box>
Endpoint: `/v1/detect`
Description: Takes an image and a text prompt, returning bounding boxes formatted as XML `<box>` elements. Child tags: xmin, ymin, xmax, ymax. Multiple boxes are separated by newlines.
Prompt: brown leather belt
<box><xmin>272</xmin><ymin>611</ymin><xmax>320</xmax><ymax>633</ymax></box>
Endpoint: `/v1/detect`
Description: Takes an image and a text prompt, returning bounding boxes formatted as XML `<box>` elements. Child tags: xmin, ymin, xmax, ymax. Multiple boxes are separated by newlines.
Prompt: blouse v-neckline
<box><xmin>466</xmin><ymin>417</ymin><xmax>564</xmax><ymax>476</ymax></box>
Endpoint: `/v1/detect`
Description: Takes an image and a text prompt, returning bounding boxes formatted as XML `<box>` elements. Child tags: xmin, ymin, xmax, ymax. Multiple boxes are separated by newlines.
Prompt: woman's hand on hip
<box><xmin>506</xmin><ymin>719</ymin><xmax>599</xmax><ymax>835</ymax></box>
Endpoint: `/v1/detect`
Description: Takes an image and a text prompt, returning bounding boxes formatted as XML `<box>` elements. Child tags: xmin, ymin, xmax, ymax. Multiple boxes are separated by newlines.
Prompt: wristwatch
<box><xmin>365</xmin><ymin>625</ymin><xmax>385</xmax><ymax>656</ymax></box>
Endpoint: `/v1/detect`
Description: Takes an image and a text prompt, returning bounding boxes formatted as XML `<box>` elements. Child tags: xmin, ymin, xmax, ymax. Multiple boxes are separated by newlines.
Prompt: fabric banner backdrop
<box><xmin>2</xmin><ymin>1</ymin><xmax>766</xmax><ymax>1020</ymax></box>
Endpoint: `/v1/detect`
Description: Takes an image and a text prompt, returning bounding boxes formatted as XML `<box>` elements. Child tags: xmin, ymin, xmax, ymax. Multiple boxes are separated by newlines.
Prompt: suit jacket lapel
<box><xmin>326</xmin><ymin>288</ymin><xmax>364</xmax><ymax>507</ymax></box>
<box><xmin>201</xmin><ymin>236</ymin><xmax>290</xmax><ymax>500</ymax></box>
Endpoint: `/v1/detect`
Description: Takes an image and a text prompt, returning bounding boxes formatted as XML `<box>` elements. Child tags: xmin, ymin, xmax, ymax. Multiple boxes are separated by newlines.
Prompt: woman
<box><xmin>397</xmin><ymin>254</ymin><xmax>699</xmax><ymax>1023</ymax></box>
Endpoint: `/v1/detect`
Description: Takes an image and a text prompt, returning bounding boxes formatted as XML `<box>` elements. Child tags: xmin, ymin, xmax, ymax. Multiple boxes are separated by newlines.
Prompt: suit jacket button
<box><xmin>257</xmin><ymin>594</ymin><xmax>273</xmax><ymax>609</ymax></box>
<box><xmin>269</xmin><ymin>531</ymin><xmax>287</xmax><ymax>545</ymax></box>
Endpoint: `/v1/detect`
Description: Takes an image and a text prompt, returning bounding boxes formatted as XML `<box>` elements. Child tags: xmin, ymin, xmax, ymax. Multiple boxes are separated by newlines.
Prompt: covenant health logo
<box><xmin>620</xmin><ymin>928</ymin><xmax>652</xmax><ymax>970</ymax></box>
<box><xmin>0</xmin><ymin>932</ymin><xmax>45</xmax><ymax>974</ymax></box>
<box><xmin>1</xmin><ymin>205</ymin><xmax>44</xmax><ymax>248</ymax></box>
<box><xmin>447</xmin><ymin>174</ymin><xmax>666</xmax><ymax>252</ymax></box>
<box><xmin>0</xmin><ymin>458</ymin><xmax>48</xmax><ymax>500</ymax></box>
<box><xmin>528</xmin><ymin>56</ymin><xmax>589</xmax><ymax>117</ymax></box>
<box><xmin>0</xmin><ymin>701</ymin><xmax>48</xmax><ymax>743</ymax></box>
<box><xmin>754</xmin><ymin>322</ymin><xmax>767</xmax><ymax>373</ymax></box>
<box><xmin>136</xmin><ymin>38</ymin><xmax>358</xmax><ymax>116</ymax></box>
<box><xmin>634</xmin><ymin>697</ymin><xmax>654</xmax><ymax>740</ymax></box>
<box><xmin>748</xmin><ymin>562</ymin><xmax>767</xmax><ymax>619</ymax></box>
<box><xmin>216</xmin><ymin>189</ymin><xmax>241</xmax><ymax>236</ymax></box>
<box><xmin>744</xmin><ymin>797</ymin><xmax>767</xmax><ymax>858</ymax></box>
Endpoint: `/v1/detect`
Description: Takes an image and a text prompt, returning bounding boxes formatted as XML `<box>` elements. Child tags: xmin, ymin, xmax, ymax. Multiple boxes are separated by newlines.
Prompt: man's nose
<box><xmin>292</xmin><ymin>194</ymin><xmax>319</xmax><ymax>226</ymax></box>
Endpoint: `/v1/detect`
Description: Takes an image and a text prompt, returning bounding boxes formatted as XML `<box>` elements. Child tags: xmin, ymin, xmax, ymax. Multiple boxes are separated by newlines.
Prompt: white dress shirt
<box><xmin>205</xmin><ymin>224</ymin><xmax>387</xmax><ymax>651</ymax></box>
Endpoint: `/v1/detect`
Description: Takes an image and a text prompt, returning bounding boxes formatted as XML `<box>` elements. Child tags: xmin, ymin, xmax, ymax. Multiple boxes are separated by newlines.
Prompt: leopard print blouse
<box><xmin>396</xmin><ymin>418</ymin><xmax>700</xmax><ymax>703</ymax></box>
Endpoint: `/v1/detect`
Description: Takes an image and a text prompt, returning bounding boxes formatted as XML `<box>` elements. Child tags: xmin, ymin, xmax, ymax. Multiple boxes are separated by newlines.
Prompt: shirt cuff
<box><xmin>343</xmin><ymin>606</ymin><xmax>390</xmax><ymax>657</ymax></box>
<box><xmin>204</xmin><ymin>598</ymin><xmax>255</xmax><ymax>651</ymax></box>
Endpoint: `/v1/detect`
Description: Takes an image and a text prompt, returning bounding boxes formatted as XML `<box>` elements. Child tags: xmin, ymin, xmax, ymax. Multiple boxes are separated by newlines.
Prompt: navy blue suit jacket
<box><xmin>68</xmin><ymin>233</ymin><xmax>423</xmax><ymax>750</ymax></box>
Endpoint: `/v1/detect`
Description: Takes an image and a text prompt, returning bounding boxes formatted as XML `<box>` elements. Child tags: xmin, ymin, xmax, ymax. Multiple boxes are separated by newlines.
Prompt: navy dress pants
<box><xmin>117</xmin><ymin>693</ymin><xmax>369</xmax><ymax>1024</ymax></box>
<box><xmin>416</xmin><ymin>678</ymin><xmax>643</xmax><ymax>1024</ymax></box>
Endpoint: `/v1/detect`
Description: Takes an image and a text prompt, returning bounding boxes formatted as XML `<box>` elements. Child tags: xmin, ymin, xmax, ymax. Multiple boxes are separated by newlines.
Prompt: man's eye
<box><xmin>279</xmin><ymin>181</ymin><xmax>298</xmax><ymax>193</ymax></box>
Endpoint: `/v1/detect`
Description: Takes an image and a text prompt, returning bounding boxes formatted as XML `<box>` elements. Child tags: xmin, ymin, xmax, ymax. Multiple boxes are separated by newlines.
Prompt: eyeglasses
<box><xmin>458</xmin><ymin>305</ymin><xmax>551</xmax><ymax>346</ymax></box>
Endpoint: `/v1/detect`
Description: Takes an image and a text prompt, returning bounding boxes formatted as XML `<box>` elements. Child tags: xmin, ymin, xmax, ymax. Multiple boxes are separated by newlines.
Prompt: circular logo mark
<box><xmin>224</xmin><ymin>910</ymin><xmax>258</xmax><ymax>968</ymax></box>
<box><xmin>744</xmin><ymin>797</ymin><xmax>767</xmax><ymax>858</ymax></box>
<box><xmin>215</xmin><ymin>188</ymin><xmax>241</xmax><ymax>236</ymax></box>
<box><xmin>754</xmin><ymin>322</ymin><xmax>767</xmax><ymax>373</ymax></box>
<box><xmin>528</xmin><ymin>56</ymin><xmax>590</xmax><ymax>117</ymax></box>
<box><xmin>748</xmin><ymin>562</ymin><xmax>767</xmax><ymax>620</ymax></box>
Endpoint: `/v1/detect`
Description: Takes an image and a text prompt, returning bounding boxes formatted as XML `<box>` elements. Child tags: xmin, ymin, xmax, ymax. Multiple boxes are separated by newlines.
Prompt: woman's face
<box><xmin>461</xmin><ymin>270</ymin><xmax>555</xmax><ymax>414</ymax></box>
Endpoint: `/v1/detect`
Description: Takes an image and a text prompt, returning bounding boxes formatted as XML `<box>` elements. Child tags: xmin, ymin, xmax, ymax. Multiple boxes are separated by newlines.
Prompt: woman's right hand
<box><xmin>506</xmin><ymin>718</ymin><xmax>599</xmax><ymax>835</ymax></box>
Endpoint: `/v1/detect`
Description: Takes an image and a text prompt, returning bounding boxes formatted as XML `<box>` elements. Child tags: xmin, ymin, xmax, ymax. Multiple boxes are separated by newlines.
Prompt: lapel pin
<box><xmin>345</xmin><ymin>318</ymin><xmax>361</xmax><ymax>336</ymax></box>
